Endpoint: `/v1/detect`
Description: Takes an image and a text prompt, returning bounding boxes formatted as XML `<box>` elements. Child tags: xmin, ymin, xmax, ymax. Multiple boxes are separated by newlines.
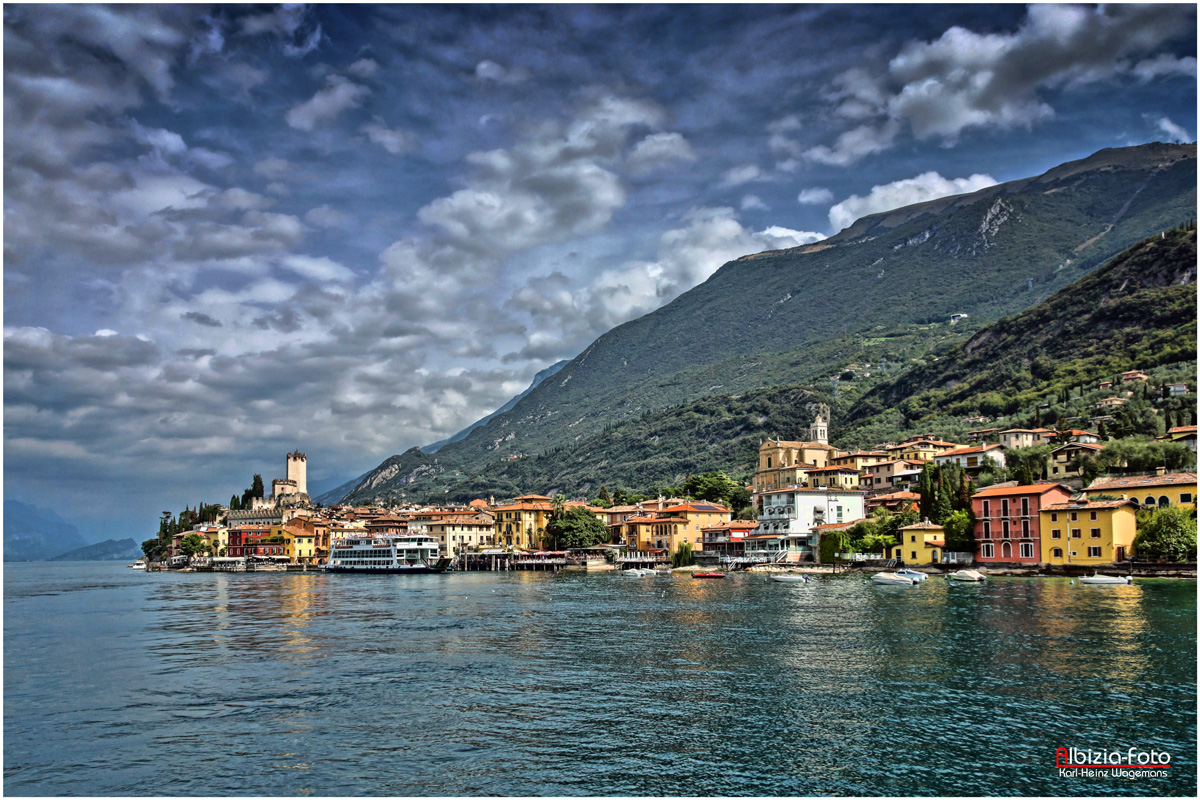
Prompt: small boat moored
<box><xmin>128</xmin><ymin>561</ymin><xmax>147</xmax><ymax>570</ymax></box>
<box><xmin>1080</xmin><ymin>574</ymin><xmax>1133</xmax><ymax>585</ymax></box>
<box><xmin>693</xmin><ymin>571</ymin><xmax>727</xmax><ymax>579</ymax></box>
<box><xmin>770</xmin><ymin>573</ymin><xmax>809</xmax><ymax>583</ymax></box>
<box><xmin>895</xmin><ymin>569</ymin><xmax>927</xmax><ymax>582</ymax></box>
<box><xmin>948</xmin><ymin>569</ymin><xmax>986</xmax><ymax>582</ymax></box>
<box><xmin>872</xmin><ymin>572</ymin><xmax>915</xmax><ymax>585</ymax></box>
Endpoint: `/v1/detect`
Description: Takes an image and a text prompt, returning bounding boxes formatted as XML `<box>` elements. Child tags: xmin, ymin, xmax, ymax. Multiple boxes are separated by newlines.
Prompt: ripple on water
<box><xmin>3</xmin><ymin>565</ymin><xmax>1195</xmax><ymax>796</ymax></box>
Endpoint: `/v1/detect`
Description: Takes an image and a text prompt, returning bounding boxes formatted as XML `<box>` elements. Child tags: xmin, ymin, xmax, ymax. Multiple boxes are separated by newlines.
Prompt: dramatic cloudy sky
<box><xmin>4</xmin><ymin>4</ymin><xmax>1196</xmax><ymax>539</ymax></box>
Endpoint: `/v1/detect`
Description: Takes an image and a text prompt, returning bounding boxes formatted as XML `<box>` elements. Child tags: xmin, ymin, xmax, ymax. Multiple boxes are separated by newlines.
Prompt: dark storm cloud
<box><xmin>181</xmin><ymin>311</ymin><xmax>222</xmax><ymax>327</ymax></box>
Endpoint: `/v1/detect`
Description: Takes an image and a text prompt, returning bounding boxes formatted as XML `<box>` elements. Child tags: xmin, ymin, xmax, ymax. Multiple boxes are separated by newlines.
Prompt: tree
<box><xmin>545</xmin><ymin>506</ymin><xmax>608</xmax><ymax>549</ymax></box>
<box><xmin>251</xmin><ymin>474</ymin><xmax>265</xmax><ymax>499</ymax></box>
<box><xmin>1007</xmin><ymin>445</ymin><xmax>1050</xmax><ymax>485</ymax></box>
<box><xmin>598</xmin><ymin>486</ymin><xmax>611</xmax><ymax>505</ymax></box>
<box><xmin>1133</xmin><ymin>507</ymin><xmax>1197</xmax><ymax>562</ymax></box>
<box><xmin>918</xmin><ymin>464</ymin><xmax>936</xmax><ymax>520</ymax></box>
<box><xmin>942</xmin><ymin>510</ymin><xmax>974</xmax><ymax>552</ymax></box>
<box><xmin>933</xmin><ymin>485</ymin><xmax>953</xmax><ymax>525</ymax></box>
<box><xmin>179</xmin><ymin>533</ymin><xmax>206</xmax><ymax>558</ymax></box>
<box><xmin>141</xmin><ymin>538</ymin><xmax>163</xmax><ymax>560</ymax></box>
<box><xmin>672</xmin><ymin>541</ymin><xmax>695</xmax><ymax>567</ymax></box>
<box><xmin>735</xmin><ymin>505</ymin><xmax>758</xmax><ymax>520</ymax></box>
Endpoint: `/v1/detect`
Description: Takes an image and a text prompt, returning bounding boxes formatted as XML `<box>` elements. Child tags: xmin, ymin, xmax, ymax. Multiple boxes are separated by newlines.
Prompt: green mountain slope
<box><xmin>341</xmin><ymin>143</ymin><xmax>1196</xmax><ymax>505</ymax></box>
<box><xmin>842</xmin><ymin>227</ymin><xmax>1197</xmax><ymax>441</ymax></box>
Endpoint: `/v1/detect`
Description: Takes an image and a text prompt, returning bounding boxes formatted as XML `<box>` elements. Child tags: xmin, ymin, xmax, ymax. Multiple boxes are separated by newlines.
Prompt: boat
<box><xmin>770</xmin><ymin>573</ymin><xmax>808</xmax><ymax>583</ymax></box>
<box><xmin>895</xmin><ymin>569</ymin><xmax>927</xmax><ymax>582</ymax></box>
<box><xmin>623</xmin><ymin>568</ymin><xmax>651</xmax><ymax>577</ymax></box>
<box><xmin>948</xmin><ymin>569</ymin><xmax>986</xmax><ymax>582</ymax></box>
<box><xmin>128</xmin><ymin>560</ymin><xmax>147</xmax><ymax>570</ymax></box>
<box><xmin>325</xmin><ymin>534</ymin><xmax>450</xmax><ymax>574</ymax></box>
<box><xmin>693</xmin><ymin>571</ymin><xmax>727</xmax><ymax>579</ymax></box>
<box><xmin>872</xmin><ymin>572</ymin><xmax>915</xmax><ymax>585</ymax></box>
<box><xmin>1080</xmin><ymin>574</ymin><xmax>1133</xmax><ymax>585</ymax></box>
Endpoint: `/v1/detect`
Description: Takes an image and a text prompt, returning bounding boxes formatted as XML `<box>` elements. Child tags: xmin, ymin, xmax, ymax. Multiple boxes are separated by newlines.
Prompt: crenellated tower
<box><xmin>286</xmin><ymin>451</ymin><xmax>307</xmax><ymax>496</ymax></box>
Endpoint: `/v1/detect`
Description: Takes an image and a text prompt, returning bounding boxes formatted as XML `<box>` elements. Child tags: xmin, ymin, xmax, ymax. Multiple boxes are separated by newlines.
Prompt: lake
<box><xmin>3</xmin><ymin>562</ymin><xmax>1195</xmax><ymax>796</ymax></box>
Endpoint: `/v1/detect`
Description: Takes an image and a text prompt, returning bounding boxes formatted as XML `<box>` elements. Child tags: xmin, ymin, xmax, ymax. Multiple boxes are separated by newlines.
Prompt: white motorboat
<box><xmin>948</xmin><ymin>569</ymin><xmax>986</xmax><ymax>582</ymax></box>
<box><xmin>128</xmin><ymin>561</ymin><xmax>147</xmax><ymax>570</ymax></box>
<box><xmin>770</xmin><ymin>573</ymin><xmax>808</xmax><ymax>583</ymax></box>
<box><xmin>895</xmin><ymin>569</ymin><xmax>927</xmax><ymax>582</ymax></box>
<box><xmin>1080</xmin><ymin>574</ymin><xmax>1133</xmax><ymax>585</ymax></box>
<box><xmin>872</xmin><ymin>572</ymin><xmax>915</xmax><ymax>585</ymax></box>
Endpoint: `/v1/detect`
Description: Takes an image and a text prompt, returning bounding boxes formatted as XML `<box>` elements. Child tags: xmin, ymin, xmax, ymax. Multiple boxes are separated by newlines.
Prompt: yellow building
<box><xmin>1048</xmin><ymin>442</ymin><xmax>1104</xmax><ymax>480</ymax></box>
<box><xmin>491</xmin><ymin>494</ymin><xmax>553</xmax><ymax>550</ymax></box>
<box><xmin>657</xmin><ymin>502</ymin><xmax>732</xmax><ymax>551</ymax></box>
<box><xmin>619</xmin><ymin>514</ymin><xmax>686</xmax><ymax>552</ymax></box>
<box><xmin>196</xmin><ymin>526</ymin><xmax>229</xmax><ymax>556</ymax></box>
<box><xmin>887</xmin><ymin>521</ymin><xmax>945</xmax><ymax>565</ymax></box>
<box><xmin>887</xmin><ymin>439</ymin><xmax>961</xmax><ymax>462</ymax></box>
<box><xmin>753</xmin><ymin>439</ymin><xmax>840</xmax><ymax>492</ymax></box>
<box><xmin>1039</xmin><ymin>499</ymin><xmax>1138</xmax><ymax>565</ymax></box>
<box><xmin>279</xmin><ymin>524</ymin><xmax>319</xmax><ymax>564</ymax></box>
<box><xmin>1083</xmin><ymin>471</ymin><xmax>1197</xmax><ymax>510</ymax></box>
<box><xmin>804</xmin><ymin>466</ymin><xmax>862</xmax><ymax>490</ymax></box>
<box><xmin>830</xmin><ymin>450</ymin><xmax>890</xmax><ymax>471</ymax></box>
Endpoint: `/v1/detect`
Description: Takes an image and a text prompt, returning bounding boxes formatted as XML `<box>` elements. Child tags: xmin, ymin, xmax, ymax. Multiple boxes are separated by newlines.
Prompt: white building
<box><xmin>754</xmin><ymin>488</ymin><xmax>866</xmax><ymax>562</ymax></box>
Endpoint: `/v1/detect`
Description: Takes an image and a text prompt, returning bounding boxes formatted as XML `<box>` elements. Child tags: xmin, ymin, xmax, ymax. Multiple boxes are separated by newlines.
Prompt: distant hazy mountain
<box><xmin>4</xmin><ymin>499</ymin><xmax>89</xmax><ymax>561</ymax></box>
<box><xmin>50</xmin><ymin>538</ymin><xmax>143</xmax><ymax>562</ymax></box>
<box><xmin>420</xmin><ymin>359</ymin><xmax>569</xmax><ymax>454</ymax></box>
<box><xmin>342</xmin><ymin>142</ymin><xmax>1197</xmax><ymax>505</ymax></box>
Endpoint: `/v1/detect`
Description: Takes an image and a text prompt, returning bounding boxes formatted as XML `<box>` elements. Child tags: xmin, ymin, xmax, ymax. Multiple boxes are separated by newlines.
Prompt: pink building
<box><xmin>970</xmin><ymin>483</ymin><xmax>1073</xmax><ymax>564</ymax></box>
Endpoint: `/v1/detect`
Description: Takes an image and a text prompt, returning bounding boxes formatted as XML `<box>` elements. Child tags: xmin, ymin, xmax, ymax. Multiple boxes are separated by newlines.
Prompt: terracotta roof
<box><xmin>1043</xmin><ymin>500</ymin><xmax>1137</xmax><ymax>511</ymax></box>
<box><xmin>1085</xmin><ymin>472</ymin><xmax>1198</xmax><ymax>491</ymax></box>
<box><xmin>759</xmin><ymin>486</ymin><xmax>868</xmax><ymax>495</ymax></box>
<box><xmin>972</xmin><ymin>483</ymin><xmax>1071</xmax><ymax>498</ymax></box>
<box><xmin>661</xmin><ymin>502</ymin><xmax>730</xmax><ymax>513</ymax></box>
<box><xmin>899</xmin><ymin>521</ymin><xmax>944</xmax><ymax>531</ymax></box>
<box><xmin>491</xmin><ymin>501</ymin><xmax>552</xmax><ymax>511</ymax></box>
<box><xmin>514</xmin><ymin>494</ymin><xmax>552</xmax><ymax>501</ymax></box>
<box><xmin>1051</xmin><ymin>442</ymin><xmax>1104</xmax><ymax>454</ymax></box>
<box><xmin>1168</xmin><ymin>425</ymin><xmax>1198</xmax><ymax>434</ymax></box>
<box><xmin>939</xmin><ymin>444</ymin><xmax>1004</xmax><ymax>457</ymax></box>
<box><xmin>804</xmin><ymin>465</ymin><xmax>860</xmax><ymax>473</ymax></box>
<box><xmin>701</xmin><ymin>520</ymin><xmax>759</xmax><ymax>531</ymax></box>
<box><xmin>869</xmin><ymin>491</ymin><xmax>920</xmax><ymax>500</ymax></box>
<box><xmin>811</xmin><ymin>519</ymin><xmax>864</xmax><ymax>531</ymax></box>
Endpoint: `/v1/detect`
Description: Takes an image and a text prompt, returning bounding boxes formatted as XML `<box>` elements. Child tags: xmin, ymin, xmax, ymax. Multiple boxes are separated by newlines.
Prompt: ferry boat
<box><xmin>325</xmin><ymin>534</ymin><xmax>450</xmax><ymax>574</ymax></box>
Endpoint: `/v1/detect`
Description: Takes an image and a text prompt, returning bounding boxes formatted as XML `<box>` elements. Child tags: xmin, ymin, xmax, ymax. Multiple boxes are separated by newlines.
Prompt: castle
<box><xmin>226</xmin><ymin>451</ymin><xmax>312</xmax><ymax>525</ymax></box>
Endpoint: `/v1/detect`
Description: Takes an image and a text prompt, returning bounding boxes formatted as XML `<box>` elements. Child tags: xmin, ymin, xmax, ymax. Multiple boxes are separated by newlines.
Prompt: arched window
<box><xmin>1159</xmin><ymin>496</ymin><xmax>1170</xmax><ymax>508</ymax></box>
<box><xmin>1052</xmin><ymin>547</ymin><xmax>1063</xmax><ymax>558</ymax></box>
<box><xmin>1001</xmin><ymin>542</ymin><xmax>1012</xmax><ymax>559</ymax></box>
<box><xmin>1144</xmin><ymin>496</ymin><xmax>1157</xmax><ymax>507</ymax></box>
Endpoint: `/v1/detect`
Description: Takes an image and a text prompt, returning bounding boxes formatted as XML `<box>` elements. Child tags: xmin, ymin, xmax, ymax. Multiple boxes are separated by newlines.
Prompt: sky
<box><xmin>3</xmin><ymin>3</ymin><xmax>1196</xmax><ymax>541</ymax></box>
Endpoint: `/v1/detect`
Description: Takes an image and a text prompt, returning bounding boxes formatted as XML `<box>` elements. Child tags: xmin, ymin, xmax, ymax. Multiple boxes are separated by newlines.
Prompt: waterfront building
<box><xmin>657</xmin><ymin>502</ymin><xmax>732</xmax><ymax>551</ymax></box>
<box><xmin>280</xmin><ymin>525</ymin><xmax>319</xmax><ymax>564</ymax></box>
<box><xmin>426</xmin><ymin>514</ymin><xmax>496</xmax><ymax>556</ymax></box>
<box><xmin>753</xmin><ymin>438</ymin><xmax>841</xmax><ymax>496</ymax></box>
<box><xmin>887</xmin><ymin>521</ymin><xmax>946</xmax><ymax>565</ymax></box>
<box><xmin>700</xmin><ymin>520</ymin><xmax>758</xmax><ymax>558</ymax></box>
<box><xmin>491</xmin><ymin>495</ymin><xmax>554</xmax><ymax>550</ymax></box>
<box><xmin>1082</xmin><ymin>470</ymin><xmax>1197</xmax><ymax>509</ymax></box>
<box><xmin>226</xmin><ymin>524</ymin><xmax>282</xmax><ymax>559</ymax></box>
<box><xmin>1039</xmin><ymin>498</ymin><xmax>1138</xmax><ymax>565</ymax></box>
<box><xmin>970</xmin><ymin>483</ymin><xmax>1073</xmax><ymax>564</ymax></box>
<box><xmin>754</xmin><ymin>488</ymin><xmax>866</xmax><ymax>562</ymax></box>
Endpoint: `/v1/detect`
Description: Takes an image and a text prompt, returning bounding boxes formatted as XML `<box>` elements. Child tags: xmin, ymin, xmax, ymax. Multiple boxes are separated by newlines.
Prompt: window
<box><xmin>911</xmin><ymin>535</ymin><xmax>916</xmax><ymax>543</ymax></box>
<box><xmin>1052</xmin><ymin>547</ymin><xmax>1063</xmax><ymax>558</ymax></box>
<box><xmin>1144</xmin><ymin>495</ymin><xmax>1157</xmax><ymax>506</ymax></box>
<box><xmin>1020</xmin><ymin>543</ymin><xmax>1034</xmax><ymax>558</ymax></box>
<box><xmin>1090</xmin><ymin>528</ymin><xmax>1101</xmax><ymax>538</ymax></box>
<box><xmin>982</xmin><ymin>500</ymin><xmax>991</xmax><ymax>516</ymax></box>
<box><xmin>1090</xmin><ymin>511</ymin><xmax>1098</xmax><ymax>521</ymax></box>
<box><xmin>982</xmin><ymin>521</ymin><xmax>991</xmax><ymax>539</ymax></box>
<box><xmin>1087</xmin><ymin>546</ymin><xmax>1102</xmax><ymax>558</ymax></box>
<box><xmin>1051</xmin><ymin>529</ymin><xmax>1061</xmax><ymax>539</ymax></box>
<box><xmin>1071</xmin><ymin>529</ymin><xmax>1081</xmax><ymax>539</ymax></box>
<box><xmin>1002</xmin><ymin>499</ymin><xmax>1010</xmax><ymax>516</ymax></box>
<box><xmin>1159</xmin><ymin>496</ymin><xmax>1170</xmax><ymax>508</ymax></box>
<box><xmin>911</xmin><ymin>551</ymin><xmax>917</xmax><ymax>560</ymax></box>
<box><xmin>1021</xmin><ymin>519</ymin><xmax>1030</xmax><ymax>537</ymax></box>
<box><xmin>981</xmin><ymin>543</ymin><xmax>994</xmax><ymax>558</ymax></box>
<box><xmin>1181</xmin><ymin>493</ymin><xmax>1193</xmax><ymax>504</ymax></box>
<box><xmin>1021</xmin><ymin>498</ymin><xmax>1030</xmax><ymax>516</ymax></box>
<box><xmin>1050</xmin><ymin>512</ymin><xmax>1058</xmax><ymax>522</ymax></box>
<box><xmin>1002</xmin><ymin>520</ymin><xmax>1010</xmax><ymax>538</ymax></box>
<box><xmin>1070</xmin><ymin>512</ymin><xmax>1078</xmax><ymax>521</ymax></box>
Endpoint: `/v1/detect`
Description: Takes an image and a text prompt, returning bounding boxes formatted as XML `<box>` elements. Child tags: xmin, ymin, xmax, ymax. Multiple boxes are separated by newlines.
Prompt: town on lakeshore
<box><xmin>141</xmin><ymin>377</ymin><xmax>1198</xmax><ymax>577</ymax></box>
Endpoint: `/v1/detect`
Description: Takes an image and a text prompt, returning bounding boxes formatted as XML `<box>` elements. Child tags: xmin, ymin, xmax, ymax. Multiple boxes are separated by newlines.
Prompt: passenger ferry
<box><xmin>325</xmin><ymin>533</ymin><xmax>450</xmax><ymax>574</ymax></box>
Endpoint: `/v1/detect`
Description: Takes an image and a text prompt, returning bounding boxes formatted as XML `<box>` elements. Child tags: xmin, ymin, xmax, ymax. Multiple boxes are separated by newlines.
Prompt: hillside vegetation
<box><xmin>340</xmin><ymin>143</ymin><xmax>1197</xmax><ymax>505</ymax></box>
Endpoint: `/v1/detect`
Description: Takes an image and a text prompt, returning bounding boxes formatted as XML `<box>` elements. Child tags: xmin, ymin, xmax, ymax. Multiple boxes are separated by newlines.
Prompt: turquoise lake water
<box><xmin>3</xmin><ymin>562</ymin><xmax>1195</xmax><ymax>796</ymax></box>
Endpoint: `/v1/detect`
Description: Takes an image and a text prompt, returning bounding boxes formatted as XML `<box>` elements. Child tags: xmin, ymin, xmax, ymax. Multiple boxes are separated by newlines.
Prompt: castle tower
<box><xmin>286</xmin><ymin>451</ymin><xmax>307</xmax><ymax>496</ymax></box>
<box><xmin>808</xmin><ymin>406</ymin><xmax>829</xmax><ymax>444</ymax></box>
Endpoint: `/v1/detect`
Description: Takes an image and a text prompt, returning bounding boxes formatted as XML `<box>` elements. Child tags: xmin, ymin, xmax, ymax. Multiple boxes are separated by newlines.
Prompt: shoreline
<box><xmin>748</xmin><ymin>562</ymin><xmax>1198</xmax><ymax>579</ymax></box>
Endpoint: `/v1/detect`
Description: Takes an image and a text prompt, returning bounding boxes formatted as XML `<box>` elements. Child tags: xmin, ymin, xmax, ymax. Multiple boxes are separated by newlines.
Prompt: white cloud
<box><xmin>828</xmin><ymin>171</ymin><xmax>997</xmax><ymax>232</ymax></box>
<box><xmin>797</xmin><ymin>187</ymin><xmax>834</xmax><ymax>206</ymax></box>
<box><xmin>475</xmin><ymin>60</ymin><xmax>529</xmax><ymax>85</ymax></box>
<box><xmin>253</xmin><ymin>157</ymin><xmax>294</xmax><ymax>180</ymax></box>
<box><xmin>719</xmin><ymin>163</ymin><xmax>764</xmax><ymax>187</ymax></box>
<box><xmin>361</xmin><ymin>119</ymin><xmax>417</xmax><ymax>155</ymax></box>
<box><xmin>805</xmin><ymin>120</ymin><xmax>900</xmax><ymax>166</ymax></box>
<box><xmin>347</xmin><ymin>58</ymin><xmax>379</xmax><ymax>78</ymax></box>
<box><xmin>285</xmin><ymin>75</ymin><xmax>369</xmax><ymax>131</ymax></box>
<box><xmin>741</xmin><ymin>195</ymin><xmax>768</xmax><ymax>211</ymax></box>
<box><xmin>1155</xmin><ymin>116</ymin><xmax>1192</xmax><ymax>143</ymax></box>
<box><xmin>278</xmin><ymin>254</ymin><xmax>355</xmax><ymax>283</ymax></box>
<box><xmin>626</xmin><ymin>132</ymin><xmax>697</xmax><ymax>174</ymax></box>
<box><xmin>304</xmin><ymin>205</ymin><xmax>350</xmax><ymax>229</ymax></box>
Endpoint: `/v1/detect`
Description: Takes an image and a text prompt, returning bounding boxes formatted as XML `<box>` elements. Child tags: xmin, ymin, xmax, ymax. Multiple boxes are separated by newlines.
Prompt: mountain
<box><xmin>343</xmin><ymin>142</ymin><xmax>1196</xmax><ymax>504</ymax></box>
<box><xmin>314</xmin><ymin>472</ymin><xmax>371</xmax><ymax>506</ymax></box>
<box><xmin>841</xmin><ymin>227</ymin><xmax>1197</xmax><ymax>441</ymax></box>
<box><xmin>50</xmin><ymin>538</ymin><xmax>143</xmax><ymax>562</ymax></box>
<box><xmin>4</xmin><ymin>499</ymin><xmax>90</xmax><ymax>561</ymax></box>
<box><xmin>420</xmin><ymin>359</ymin><xmax>568</xmax><ymax>454</ymax></box>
